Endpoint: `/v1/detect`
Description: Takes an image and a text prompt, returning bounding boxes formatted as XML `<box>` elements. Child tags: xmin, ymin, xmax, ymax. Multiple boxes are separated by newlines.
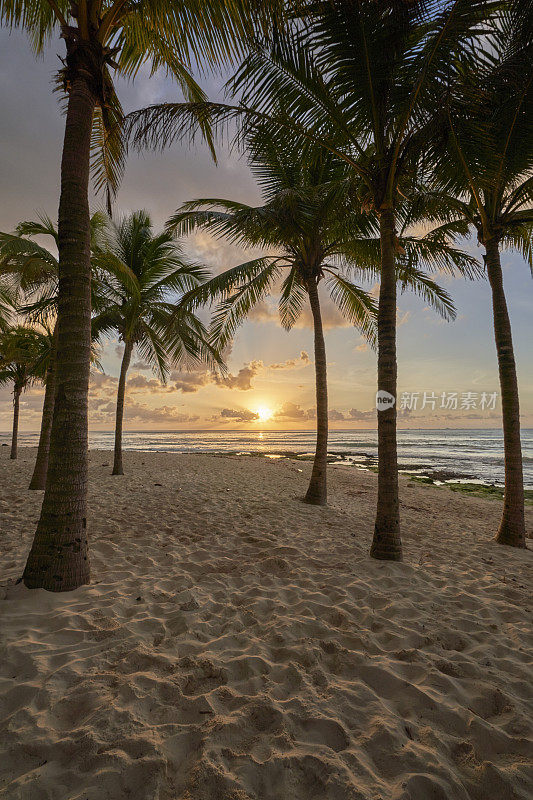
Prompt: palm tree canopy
<box><xmin>0</xmin><ymin>211</ymin><xmax>110</xmax><ymax>326</ymax></box>
<box><xmin>0</xmin><ymin>326</ymin><xmax>51</xmax><ymax>391</ymax></box>
<box><xmin>0</xmin><ymin>0</ymin><xmax>278</xmax><ymax>207</ymax></box>
<box><xmin>0</xmin><ymin>214</ymin><xmax>59</xmax><ymax>304</ymax></box>
<box><xmin>0</xmin><ymin>281</ymin><xmax>17</xmax><ymax>331</ymax></box>
<box><xmin>92</xmin><ymin>210</ymin><xmax>221</xmax><ymax>380</ymax></box>
<box><xmin>168</xmin><ymin>133</ymin><xmax>475</xmax><ymax>349</ymax></box>
<box><xmin>426</xmin><ymin>1</ymin><xmax>533</xmax><ymax>266</ymax></box>
<box><xmin>127</xmin><ymin>0</ymin><xmax>499</xmax><ymax>209</ymax></box>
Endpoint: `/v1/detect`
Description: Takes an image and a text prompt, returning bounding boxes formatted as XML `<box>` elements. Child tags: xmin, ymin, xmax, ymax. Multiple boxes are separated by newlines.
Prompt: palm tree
<box><xmin>427</xmin><ymin>3</ymin><xmax>533</xmax><ymax>548</ymax></box>
<box><xmin>1</xmin><ymin>0</ymin><xmax>272</xmax><ymax>591</ymax></box>
<box><xmin>0</xmin><ymin>213</ymin><xmax>106</xmax><ymax>490</ymax></box>
<box><xmin>128</xmin><ymin>0</ymin><xmax>493</xmax><ymax>557</ymax></box>
<box><xmin>1</xmin><ymin>215</ymin><xmax>63</xmax><ymax>488</ymax></box>
<box><xmin>169</xmin><ymin>137</ymin><xmax>465</xmax><ymax>505</ymax></box>
<box><xmin>92</xmin><ymin>211</ymin><xmax>219</xmax><ymax>476</ymax></box>
<box><xmin>0</xmin><ymin>326</ymin><xmax>50</xmax><ymax>460</ymax></box>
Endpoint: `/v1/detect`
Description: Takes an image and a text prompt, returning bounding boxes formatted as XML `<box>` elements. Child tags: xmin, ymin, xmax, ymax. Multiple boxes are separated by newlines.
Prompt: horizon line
<box><xmin>4</xmin><ymin>426</ymin><xmax>530</xmax><ymax>435</ymax></box>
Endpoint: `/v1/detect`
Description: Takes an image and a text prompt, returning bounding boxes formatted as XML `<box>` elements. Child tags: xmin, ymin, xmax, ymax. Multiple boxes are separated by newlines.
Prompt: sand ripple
<box><xmin>1</xmin><ymin>450</ymin><xmax>532</xmax><ymax>799</ymax></box>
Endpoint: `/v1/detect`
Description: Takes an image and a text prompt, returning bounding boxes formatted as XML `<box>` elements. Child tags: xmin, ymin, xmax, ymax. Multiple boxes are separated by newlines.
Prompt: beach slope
<box><xmin>1</xmin><ymin>449</ymin><xmax>532</xmax><ymax>799</ymax></box>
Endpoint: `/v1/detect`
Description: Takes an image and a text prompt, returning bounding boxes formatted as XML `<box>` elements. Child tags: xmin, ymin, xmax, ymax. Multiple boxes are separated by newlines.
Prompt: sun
<box><xmin>255</xmin><ymin>405</ymin><xmax>273</xmax><ymax>423</ymax></box>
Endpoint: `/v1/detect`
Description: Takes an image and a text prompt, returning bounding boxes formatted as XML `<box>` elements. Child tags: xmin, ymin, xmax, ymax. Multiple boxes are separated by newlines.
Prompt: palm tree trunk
<box><xmin>370</xmin><ymin>207</ymin><xmax>402</xmax><ymax>561</ymax></box>
<box><xmin>23</xmin><ymin>75</ymin><xmax>95</xmax><ymax>591</ymax></box>
<box><xmin>304</xmin><ymin>278</ymin><xmax>328</xmax><ymax>505</ymax></box>
<box><xmin>112</xmin><ymin>339</ymin><xmax>133</xmax><ymax>476</ymax></box>
<box><xmin>10</xmin><ymin>386</ymin><xmax>21</xmax><ymax>460</ymax></box>
<box><xmin>485</xmin><ymin>237</ymin><xmax>526</xmax><ymax>548</ymax></box>
<box><xmin>29</xmin><ymin>328</ymin><xmax>57</xmax><ymax>490</ymax></box>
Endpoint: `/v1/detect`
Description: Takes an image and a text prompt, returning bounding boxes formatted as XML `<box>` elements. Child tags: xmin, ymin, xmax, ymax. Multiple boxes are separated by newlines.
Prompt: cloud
<box><xmin>186</xmin><ymin>231</ymin><xmax>263</xmax><ymax>274</ymax></box>
<box><xmin>246</xmin><ymin>300</ymin><xmax>278</xmax><ymax>325</ymax></box>
<box><xmin>348</xmin><ymin>407</ymin><xmax>376</xmax><ymax>421</ymax></box>
<box><xmin>127</xmin><ymin>373</ymin><xmax>166</xmax><ymax>393</ymax></box>
<box><xmin>329</xmin><ymin>409</ymin><xmax>346</xmax><ymax>421</ymax></box>
<box><xmin>170</xmin><ymin>368</ymin><xmax>212</xmax><ymax>393</ymax></box>
<box><xmin>90</xmin><ymin>357</ymin><xmax>265</xmax><ymax>406</ymax></box>
<box><xmin>125</xmin><ymin>401</ymin><xmax>198</xmax><ymax>424</ymax></box>
<box><xmin>90</xmin><ymin>371</ymin><xmax>117</xmax><ymax>390</ymax></box>
<box><xmin>218</xmin><ymin>407</ymin><xmax>260</xmax><ymax>422</ymax></box>
<box><xmin>269</xmin><ymin>351</ymin><xmax>310</xmax><ymax>370</ymax></box>
<box><xmin>90</xmin><ymin>396</ymin><xmax>198</xmax><ymax>424</ymax></box>
<box><xmin>132</xmin><ymin>360</ymin><xmax>151</xmax><ymax>371</ymax></box>
<box><xmin>273</xmin><ymin>401</ymin><xmax>313</xmax><ymax>421</ymax></box>
<box><xmin>213</xmin><ymin>360</ymin><xmax>263</xmax><ymax>391</ymax></box>
<box><xmin>247</xmin><ymin>294</ymin><xmax>352</xmax><ymax>331</ymax></box>
<box><xmin>0</xmin><ymin>387</ymin><xmax>46</xmax><ymax>425</ymax></box>
<box><xmin>169</xmin><ymin>360</ymin><xmax>264</xmax><ymax>394</ymax></box>
<box><xmin>89</xmin><ymin>372</ymin><xmax>118</xmax><ymax>403</ymax></box>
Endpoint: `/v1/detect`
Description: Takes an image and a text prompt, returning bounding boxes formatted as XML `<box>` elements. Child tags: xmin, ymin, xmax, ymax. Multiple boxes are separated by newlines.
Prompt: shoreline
<box><xmin>3</xmin><ymin>427</ymin><xmax>532</xmax><ymax>491</ymax></box>
<box><xmin>5</xmin><ymin>441</ymin><xmax>533</xmax><ymax>494</ymax></box>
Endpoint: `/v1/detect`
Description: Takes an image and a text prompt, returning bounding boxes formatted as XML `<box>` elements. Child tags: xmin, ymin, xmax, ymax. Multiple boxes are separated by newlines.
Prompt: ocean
<box><xmin>4</xmin><ymin>428</ymin><xmax>533</xmax><ymax>488</ymax></box>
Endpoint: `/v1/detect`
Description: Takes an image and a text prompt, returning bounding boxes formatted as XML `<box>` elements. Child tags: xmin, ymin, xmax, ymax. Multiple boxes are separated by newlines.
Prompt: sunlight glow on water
<box><xmin>3</xmin><ymin>428</ymin><xmax>532</xmax><ymax>487</ymax></box>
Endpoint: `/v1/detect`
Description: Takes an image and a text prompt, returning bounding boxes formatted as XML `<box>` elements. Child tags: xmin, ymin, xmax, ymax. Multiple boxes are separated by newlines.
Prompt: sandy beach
<box><xmin>1</xmin><ymin>447</ymin><xmax>532</xmax><ymax>800</ymax></box>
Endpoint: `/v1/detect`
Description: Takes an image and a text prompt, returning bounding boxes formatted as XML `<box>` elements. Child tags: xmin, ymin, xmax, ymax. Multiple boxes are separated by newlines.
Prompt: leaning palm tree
<box><xmin>0</xmin><ymin>213</ymin><xmax>107</xmax><ymax>490</ymax></box>
<box><xmin>1</xmin><ymin>0</ymin><xmax>273</xmax><ymax>591</ymax></box>
<box><xmin>0</xmin><ymin>326</ymin><xmax>50</xmax><ymax>460</ymax></box>
<box><xmin>92</xmin><ymin>211</ymin><xmax>220</xmax><ymax>476</ymax></box>
<box><xmin>427</xmin><ymin>3</ymin><xmax>533</xmax><ymax>548</ymax></box>
<box><xmin>169</xmin><ymin>136</ymin><xmax>466</xmax><ymax>505</ymax></box>
<box><xmin>127</xmin><ymin>0</ymin><xmax>495</xmax><ymax>559</ymax></box>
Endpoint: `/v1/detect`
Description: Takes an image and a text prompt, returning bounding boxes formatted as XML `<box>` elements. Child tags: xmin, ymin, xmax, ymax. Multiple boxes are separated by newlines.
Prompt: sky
<box><xmin>1</xmin><ymin>29</ymin><xmax>532</xmax><ymax>432</ymax></box>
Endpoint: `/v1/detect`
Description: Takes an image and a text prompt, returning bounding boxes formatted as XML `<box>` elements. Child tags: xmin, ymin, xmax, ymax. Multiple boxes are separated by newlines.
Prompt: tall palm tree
<box><xmin>427</xmin><ymin>3</ymin><xmax>533</xmax><ymax>548</ymax></box>
<box><xmin>0</xmin><ymin>326</ymin><xmax>50</xmax><ymax>460</ymax></box>
<box><xmin>0</xmin><ymin>213</ymin><xmax>107</xmax><ymax>490</ymax></box>
<box><xmin>171</xmin><ymin>148</ymin><xmax>377</xmax><ymax>505</ymax></box>
<box><xmin>128</xmin><ymin>0</ymin><xmax>493</xmax><ymax>557</ymax></box>
<box><xmin>0</xmin><ymin>0</ymin><xmax>271</xmax><ymax>591</ymax></box>
<box><xmin>92</xmin><ymin>211</ymin><xmax>219</xmax><ymax>476</ymax></box>
<box><xmin>169</xmin><ymin>137</ymin><xmax>466</xmax><ymax>505</ymax></box>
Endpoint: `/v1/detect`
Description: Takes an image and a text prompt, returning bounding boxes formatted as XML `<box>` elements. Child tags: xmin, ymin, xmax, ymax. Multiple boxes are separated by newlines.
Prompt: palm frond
<box><xmin>325</xmin><ymin>272</ymin><xmax>378</xmax><ymax>348</ymax></box>
<box><xmin>90</xmin><ymin>86</ymin><xmax>126</xmax><ymax>213</ymax></box>
<box><xmin>279</xmin><ymin>266</ymin><xmax>307</xmax><ymax>331</ymax></box>
<box><xmin>396</xmin><ymin>264</ymin><xmax>456</xmax><ymax>321</ymax></box>
<box><xmin>181</xmin><ymin>257</ymin><xmax>282</xmax><ymax>310</ymax></box>
<box><xmin>209</xmin><ymin>260</ymin><xmax>282</xmax><ymax>349</ymax></box>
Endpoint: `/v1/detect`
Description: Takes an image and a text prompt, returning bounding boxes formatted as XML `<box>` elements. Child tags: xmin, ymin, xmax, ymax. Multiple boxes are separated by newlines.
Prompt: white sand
<box><xmin>1</xmin><ymin>447</ymin><xmax>532</xmax><ymax>800</ymax></box>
